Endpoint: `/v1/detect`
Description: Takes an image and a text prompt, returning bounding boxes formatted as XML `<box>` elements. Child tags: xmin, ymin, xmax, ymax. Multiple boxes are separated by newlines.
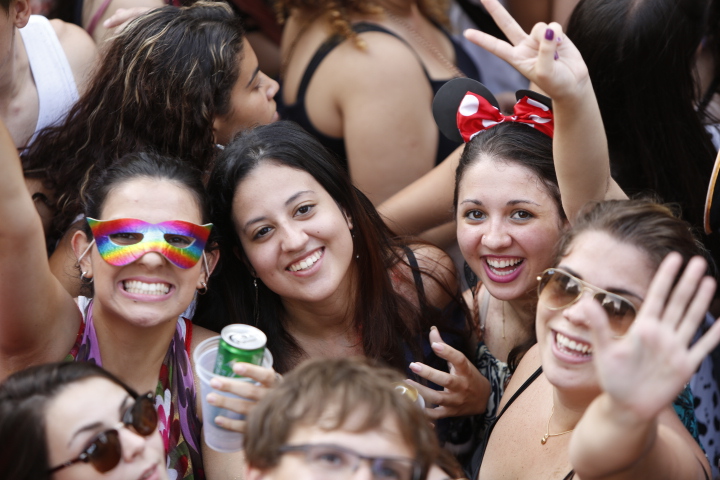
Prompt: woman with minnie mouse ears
<box><xmin>400</xmin><ymin>0</ymin><xmax>625</xmax><ymax>434</ymax></box>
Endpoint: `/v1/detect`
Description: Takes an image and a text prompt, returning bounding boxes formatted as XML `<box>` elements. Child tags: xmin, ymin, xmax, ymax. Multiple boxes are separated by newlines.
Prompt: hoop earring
<box><xmin>80</xmin><ymin>271</ymin><xmax>93</xmax><ymax>284</ymax></box>
<box><xmin>197</xmin><ymin>281</ymin><xmax>208</xmax><ymax>295</ymax></box>
<box><xmin>253</xmin><ymin>278</ymin><xmax>260</xmax><ymax>323</ymax></box>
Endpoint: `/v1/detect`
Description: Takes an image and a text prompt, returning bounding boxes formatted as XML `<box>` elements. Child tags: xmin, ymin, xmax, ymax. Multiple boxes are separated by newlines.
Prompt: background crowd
<box><xmin>0</xmin><ymin>0</ymin><xmax>719</xmax><ymax>478</ymax></box>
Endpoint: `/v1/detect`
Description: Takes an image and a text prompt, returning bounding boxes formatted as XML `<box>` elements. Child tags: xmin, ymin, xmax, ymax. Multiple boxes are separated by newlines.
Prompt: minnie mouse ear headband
<box><xmin>703</xmin><ymin>149</ymin><xmax>720</xmax><ymax>234</ymax></box>
<box><xmin>432</xmin><ymin>77</ymin><xmax>554</xmax><ymax>143</ymax></box>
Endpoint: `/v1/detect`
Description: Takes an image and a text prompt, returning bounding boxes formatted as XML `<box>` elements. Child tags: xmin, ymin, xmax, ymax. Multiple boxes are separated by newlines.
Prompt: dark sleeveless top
<box><xmin>278</xmin><ymin>22</ymin><xmax>481</xmax><ymax>170</ymax></box>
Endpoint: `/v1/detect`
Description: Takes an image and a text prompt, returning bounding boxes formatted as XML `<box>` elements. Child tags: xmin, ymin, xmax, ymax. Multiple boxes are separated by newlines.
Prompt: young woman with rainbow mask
<box><xmin>0</xmin><ymin>119</ymin><xmax>278</xmax><ymax>479</ymax></box>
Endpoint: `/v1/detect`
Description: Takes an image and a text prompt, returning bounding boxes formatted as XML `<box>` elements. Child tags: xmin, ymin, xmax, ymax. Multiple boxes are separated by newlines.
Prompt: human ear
<box><xmin>11</xmin><ymin>0</ymin><xmax>31</xmax><ymax>28</ymax></box>
<box><xmin>71</xmin><ymin>229</ymin><xmax>93</xmax><ymax>280</ymax></box>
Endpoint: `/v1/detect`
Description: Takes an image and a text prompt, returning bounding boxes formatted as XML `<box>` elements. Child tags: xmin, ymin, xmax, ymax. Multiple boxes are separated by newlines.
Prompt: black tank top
<box><xmin>278</xmin><ymin>22</ymin><xmax>481</xmax><ymax>170</ymax></box>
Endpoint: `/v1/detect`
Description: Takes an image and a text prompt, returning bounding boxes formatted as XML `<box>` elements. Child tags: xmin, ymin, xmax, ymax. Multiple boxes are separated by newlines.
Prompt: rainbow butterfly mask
<box><xmin>86</xmin><ymin>218</ymin><xmax>213</xmax><ymax>269</ymax></box>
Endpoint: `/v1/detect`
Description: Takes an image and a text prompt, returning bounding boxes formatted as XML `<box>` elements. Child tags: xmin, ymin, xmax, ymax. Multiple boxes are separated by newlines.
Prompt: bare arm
<box><xmin>330</xmin><ymin>33</ymin><xmax>439</xmax><ymax>205</ymax></box>
<box><xmin>464</xmin><ymin>0</ymin><xmax>626</xmax><ymax>222</ymax></box>
<box><xmin>82</xmin><ymin>0</ymin><xmax>164</xmax><ymax>44</ymax></box>
<box><xmin>378</xmin><ymin>145</ymin><xmax>462</xmax><ymax>235</ymax></box>
<box><xmin>570</xmin><ymin>254</ymin><xmax>719</xmax><ymax>479</ymax></box>
<box><xmin>0</xmin><ymin>120</ymin><xmax>80</xmax><ymax>378</ymax></box>
<box><xmin>50</xmin><ymin>19</ymin><xmax>97</xmax><ymax>94</ymax></box>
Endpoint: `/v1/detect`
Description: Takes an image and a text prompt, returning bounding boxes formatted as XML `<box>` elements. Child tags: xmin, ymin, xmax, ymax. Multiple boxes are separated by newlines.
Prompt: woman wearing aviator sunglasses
<box><xmin>0</xmin><ymin>118</ymin><xmax>264</xmax><ymax>479</ymax></box>
<box><xmin>0</xmin><ymin>362</ymin><xmax>168</xmax><ymax>480</ymax></box>
<box><xmin>468</xmin><ymin>199</ymin><xmax>720</xmax><ymax>480</ymax></box>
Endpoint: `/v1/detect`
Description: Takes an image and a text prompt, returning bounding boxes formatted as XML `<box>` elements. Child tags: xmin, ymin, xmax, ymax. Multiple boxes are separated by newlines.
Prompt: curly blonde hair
<box><xmin>277</xmin><ymin>0</ymin><xmax>449</xmax><ymax>49</ymax></box>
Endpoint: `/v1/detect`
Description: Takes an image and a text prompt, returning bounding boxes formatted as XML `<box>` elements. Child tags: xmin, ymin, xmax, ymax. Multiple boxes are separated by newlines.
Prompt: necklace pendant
<box><xmin>540</xmin><ymin>435</ymin><xmax>548</xmax><ymax>445</ymax></box>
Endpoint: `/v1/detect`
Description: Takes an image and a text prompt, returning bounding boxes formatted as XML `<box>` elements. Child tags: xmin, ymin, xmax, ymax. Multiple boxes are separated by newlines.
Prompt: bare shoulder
<box><xmin>498</xmin><ymin>343</ymin><xmax>541</xmax><ymax>410</ymax></box>
<box><xmin>403</xmin><ymin>243</ymin><xmax>459</xmax><ymax>310</ymax></box>
<box><xmin>328</xmin><ymin>30</ymin><xmax>430</xmax><ymax>90</ymax></box>
<box><xmin>49</xmin><ymin>19</ymin><xmax>97</xmax><ymax>90</ymax></box>
<box><xmin>190</xmin><ymin>324</ymin><xmax>219</xmax><ymax>356</ymax></box>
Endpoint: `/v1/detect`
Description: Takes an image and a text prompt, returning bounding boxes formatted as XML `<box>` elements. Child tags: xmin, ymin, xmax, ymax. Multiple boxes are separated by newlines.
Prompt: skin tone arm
<box><xmin>49</xmin><ymin>19</ymin><xmax>97</xmax><ymax>94</ymax></box>
<box><xmin>83</xmin><ymin>0</ymin><xmax>164</xmax><ymax>44</ymax></box>
<box><xmin>379</xmin><ymin>0</ymin><xmax>625</xmax><ymax>234</ymax></box>
<box><xmin>378</xmin><ymin>146</ymin><xmax>461</xmax><ymax>236</ymax></box>
<box><xmin>327</xmin><ymin>33</ymin><xmax>440</xmax><ymax>205</ymax></box>
<box><xmin>465</xmin><ymin>0</ymin><xmax>626</xmax><ymax>221</ymax></box>
<box><xmin>0</xmin><ymin>120</ymin><xmax>80</xmax><ymax>378</ymax></box>
<box><xmin>570</xmin><ymin>254</ymin><xmax>719</xmax><ymax>479</ymax></box>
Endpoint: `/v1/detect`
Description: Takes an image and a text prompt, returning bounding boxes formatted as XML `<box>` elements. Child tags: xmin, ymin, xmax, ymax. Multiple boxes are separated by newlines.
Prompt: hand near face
<box><xmin>406</xmin><ymin>327</ymin><xmax>490</xmax><ymax>419</ymax></box>
<box><xmin>586</xmin><ymin>253</ymin><xmax>720</xmax><ymax>422</ymax></box>
<box><xmin>463</xmin><ymin>0</ymin><xmax>590</xmax><ymax>101</ymax></box>
<box><xmin>207</xmin><ymin>363</ymin><xmax>282</xmax><ymax>433</ymax></box>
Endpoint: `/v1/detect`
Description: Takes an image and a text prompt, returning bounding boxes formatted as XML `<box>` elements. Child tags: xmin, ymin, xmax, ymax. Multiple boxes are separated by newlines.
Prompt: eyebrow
<box><xmin>246</xmin><ymin>66</ymin><xmax>260</xmax><ymax>88</ymax></box>
<box><xmin>242</xmin><ymin>190</ymin><xmax>315</xmax><ymax>232</ymax></box>
<box><xmin>459</xmin><ymin>199</ymin><xmax>540</xmax><ymax>207</ymax></box>
<box><xmin>560</xmin><ymin>266</ymin><xmax>644</xmax><ymax>301</ymax></box>
<box><xmin>68</xmin><ymin>394</ymin><xmax>131</xmax><ymax>447</ymax></box>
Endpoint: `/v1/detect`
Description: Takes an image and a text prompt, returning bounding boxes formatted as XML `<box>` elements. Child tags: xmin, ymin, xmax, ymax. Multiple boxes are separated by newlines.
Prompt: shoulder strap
<box><xmin>495</xmin><ymin>366</ymin><xmax>543</xmax><ymax>420</ymax></box>
<box><xmin>401</xmin><ymin>245</ymin><xmax>427</xmax><ymax>305</ymax></box>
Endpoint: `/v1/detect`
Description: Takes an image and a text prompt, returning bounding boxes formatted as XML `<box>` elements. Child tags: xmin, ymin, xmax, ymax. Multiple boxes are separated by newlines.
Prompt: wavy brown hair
<box><xmin>245</xmin><ymin>357</ymin><xmax>439</xmax><ymax>475</ymax></box>
<box><xmin>276</xmin><ymin>0</ymin><xmax>448</xmax><ymax>48</ymax></box>
<box><xmin>22</xmin><ymin>1</ymin><xmax>245</xmax><ymax>244</ymax></box>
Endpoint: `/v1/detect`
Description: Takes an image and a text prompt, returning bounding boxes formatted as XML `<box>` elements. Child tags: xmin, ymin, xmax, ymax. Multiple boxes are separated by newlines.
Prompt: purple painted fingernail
<box><xmin>554</xmin><ymin>51</ymin><xmax>559</xmax><ymax>60</ymax></box>
<box><xmin>545</xmin><ymin>28</ymin><xmax>554</xmax><ymax>41</ymax></box>
<box><xmin>556</xmin><ymin>35</ymin><xmax>562</xmax><ymax>43</ymax></box>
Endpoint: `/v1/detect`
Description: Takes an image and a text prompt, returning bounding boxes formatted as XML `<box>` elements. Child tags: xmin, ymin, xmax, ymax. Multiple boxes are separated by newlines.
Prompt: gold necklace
<box><xmin>384</xmin><ymin>11</ymin><xmax>465</xmax><ymax>79</ymax></box>
<box><xmin>501</xmin><ymin>301</ymin><xmax>506</xmax><ymax>339</ymax></box>
<box><xmin>540</xmin><ymin>406</ymin><xmax>574</xmax><ymax>445</ymax></box>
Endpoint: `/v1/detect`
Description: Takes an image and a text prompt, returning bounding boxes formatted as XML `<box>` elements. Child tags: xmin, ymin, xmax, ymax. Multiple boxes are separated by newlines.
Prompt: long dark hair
<box><xmin>22</xmin><ymin>1</ymin><xmax>244</xmax><ymax>245</ymax></box>
<box><xmin>196</xmin><ymin>121</ymin><xmax>468</xmax><ymax>373</ymax></box>
<box><xmin>567</xmin><ymin>0</ymin><xmax>717</xmax><ymax>260</ymax></box>
<box><xmin>0</xmin><ymin>362</ymin><xmax>139</xmax><ymax>480</ymax></box>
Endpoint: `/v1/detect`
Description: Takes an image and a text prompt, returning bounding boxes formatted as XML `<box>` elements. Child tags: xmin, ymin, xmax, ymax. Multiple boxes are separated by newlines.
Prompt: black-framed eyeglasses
<box><xmin>537</xmin><ymin>268</ymin><xmax>637</xmax><ymax>334</ymax></box>
<box><xmin>48</xmin><ymin>392</ymin><xmax>157</xmax><ymax>473</ymax></box>
<box><xmin>279</xmin><ymin>443</ymin><xmax>423</xmax><ymax>480</ymax></box>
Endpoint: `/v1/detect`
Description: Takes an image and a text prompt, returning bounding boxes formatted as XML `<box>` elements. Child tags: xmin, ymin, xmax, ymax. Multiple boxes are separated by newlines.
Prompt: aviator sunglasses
<box><xmin>48</xmin><ymin>392</ymin><xmax>158</xmax><ymax>474</ymax></box>
<box><xmin>537</xmin><ymin>268</ymin><xmax>637</xmax><ymax>334</ymax></box>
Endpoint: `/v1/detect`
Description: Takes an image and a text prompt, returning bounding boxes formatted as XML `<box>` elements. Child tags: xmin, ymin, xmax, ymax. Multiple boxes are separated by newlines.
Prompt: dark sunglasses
<box><xmin>537</xmin><ymin>268</ymin><xmax>637</xmax><ymax>334</ymax></box>
<box><xmin>48</xmin><ymin>392</ymin><xmax>157</xmax><ymax>474</ymax></box>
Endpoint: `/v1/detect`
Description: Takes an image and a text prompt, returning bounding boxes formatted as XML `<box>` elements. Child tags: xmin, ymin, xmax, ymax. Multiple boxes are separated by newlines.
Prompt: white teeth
<box><xmin>486</xmin><ymin>258</ymin><xmax>523</xmax><ymax>275</ymax></box>
<box><xmin>288</xmin><ymin>250</ymin><xmax>323</xmax><ymax>272</ymax></box>
<box><xmin>555</xmin><ymin>332</ymin><xmax>593</xmax><ymax>356</ymax></box>
<box><xmin>123</xmin><ymin>280</ymin><xmax>170</xmax><ymax>296</ymax></box>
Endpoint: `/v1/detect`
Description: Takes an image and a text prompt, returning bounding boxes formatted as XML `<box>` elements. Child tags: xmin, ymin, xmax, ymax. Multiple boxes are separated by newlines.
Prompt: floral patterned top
<box><xmin>67</xmin><ymin>299</ymin><xmax>205</xmax><ymax>479</ymax></box>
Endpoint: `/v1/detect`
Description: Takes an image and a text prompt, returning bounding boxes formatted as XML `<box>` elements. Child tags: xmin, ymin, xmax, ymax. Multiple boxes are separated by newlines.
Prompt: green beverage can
<box><xmin>213</xmin><ymin>325</ymin><xmax>267</xmax><ymax>378</ymax></box>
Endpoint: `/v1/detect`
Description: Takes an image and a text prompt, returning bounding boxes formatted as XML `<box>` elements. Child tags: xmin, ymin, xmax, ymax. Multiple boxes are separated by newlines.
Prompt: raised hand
<box><xmin>464</xmin><ymin>0</ymin><xmax>589</xmax><ymax>101</ymax></box>
<box><xmin>206</xmin><ymin>362</ymin><xmax>281</xmax><ymax>433</ymax></box>
<box><xmin>586</xmin><ymin>253</ymin><xmax>720</xmax><ymax>421</ymax></box>
<box><xmin>406</xmin><ymin>327</ymin><xmax>490</xmax><ymax>419</ymax></box>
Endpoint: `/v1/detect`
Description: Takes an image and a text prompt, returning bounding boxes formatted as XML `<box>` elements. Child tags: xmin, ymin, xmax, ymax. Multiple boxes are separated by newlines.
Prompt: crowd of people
<box><xmin>1</xmin><ymin>0</ymin><xmax>720</xmax><ymax>478</ymax></box>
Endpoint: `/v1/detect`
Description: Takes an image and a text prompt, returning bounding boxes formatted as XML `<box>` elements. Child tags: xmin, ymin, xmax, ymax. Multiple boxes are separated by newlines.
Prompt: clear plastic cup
<box><xmin>193</xmin><ymin>336</ymin><xmax>274</xmax><ymax>452</ymax></box>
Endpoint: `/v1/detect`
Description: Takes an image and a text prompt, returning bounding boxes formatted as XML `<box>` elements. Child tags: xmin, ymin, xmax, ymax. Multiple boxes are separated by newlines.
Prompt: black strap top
<box><xmin>470</xmin><ymin>366</ymin><xmax>576</xmax><ymax>480</ymax></box>
<box><xmin>278</xmin><ymin>22</ymin><xmax>481</xmax><ymax>170</ymax></box>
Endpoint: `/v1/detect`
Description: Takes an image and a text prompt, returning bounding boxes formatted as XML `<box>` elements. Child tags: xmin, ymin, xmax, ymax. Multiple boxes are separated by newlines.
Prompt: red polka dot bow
<box><xmin>456</xmin><ymin>91</ymin><xmax>555</xmax><ymax>142</ymax></box>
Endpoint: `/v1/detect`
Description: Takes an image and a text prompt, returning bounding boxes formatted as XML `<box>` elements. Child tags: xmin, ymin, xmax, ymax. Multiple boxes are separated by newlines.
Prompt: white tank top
<box><xmin>19</xmin><ymin>15</ymin><xmax>79</xmax><ymax>146</ymax></box>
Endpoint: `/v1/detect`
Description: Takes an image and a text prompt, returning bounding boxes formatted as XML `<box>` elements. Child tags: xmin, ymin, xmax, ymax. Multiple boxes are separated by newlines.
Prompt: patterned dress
<box><xmin>67</xmin><ymin>299</ymin><xmax>205</xmax><ymax>480</ymax></box>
